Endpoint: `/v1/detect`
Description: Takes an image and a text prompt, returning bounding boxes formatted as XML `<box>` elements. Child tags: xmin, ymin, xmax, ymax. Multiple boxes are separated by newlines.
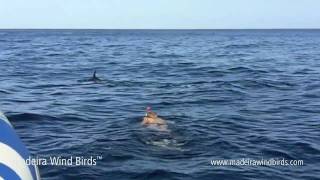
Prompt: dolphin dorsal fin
<box><xmin>93</xmin><ymin>70</ymin><xmax>97</xmax><ymax>78</ymax></box>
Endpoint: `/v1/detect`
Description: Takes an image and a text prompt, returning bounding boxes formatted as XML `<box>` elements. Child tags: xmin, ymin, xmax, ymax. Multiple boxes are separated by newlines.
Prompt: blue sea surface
<box><xmin>0</xmin><ymin>30</ymin><xmax>319</xmax><ymax>180</ymax></box>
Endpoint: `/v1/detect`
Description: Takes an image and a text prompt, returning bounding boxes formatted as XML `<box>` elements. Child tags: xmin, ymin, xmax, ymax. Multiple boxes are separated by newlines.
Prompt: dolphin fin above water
<box><xmin>77</xmin><ymin>70</ymin><xmax>104</xmax><ymax>83</ymax></box>
<box><xmin>93</xmin><ymin>70</ymin><xmax>97</xmax><ymax>79</ymax></box>
<box><xmin>90</xmin><ymin>70</ymin><xmax>102</xmax><ymax>82</ymax></box>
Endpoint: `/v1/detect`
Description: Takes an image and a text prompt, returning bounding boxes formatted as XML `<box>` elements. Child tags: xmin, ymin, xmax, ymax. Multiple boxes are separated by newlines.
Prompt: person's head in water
<box><xmin>145</xmin><ymin>106</ymin><xmax>157</xmax><ymax>118</ymax></box>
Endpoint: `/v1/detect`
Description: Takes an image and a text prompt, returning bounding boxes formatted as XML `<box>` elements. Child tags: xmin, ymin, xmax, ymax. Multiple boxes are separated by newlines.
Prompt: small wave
<box><xmin>293</xmin><ymin>68</ymin><xmax>315</xmax><ymax>75</ymax></box>
<box><xmin>10</xmin><ymin>99</ymin><xmax>38</xmax><ymax>103</ymax></box>
<box><xmin>112</xmin><ymin>52</ymin><xmax>123</xmax><ymax>56</ymax></box>
<box><xmin>145</xmin><ymin>139</ymin><xmax>186</xmax><ymax>151</ymax></box>
<box><xmin>104</xmin><ymin>44</ymin><xmax>127</xmax><ymax>48</ymax></box>
<box><xmin>77</xmin><ymin>79</ymin><xmax>111</xmax><ymax>86</ymax></box>
<box><xmin>210</xmin><ymin>139</ymin><xmax>242</xmax><ymax>152</ymax></box>
<box><xmin>301</xmin><ymin>92</ymin><xmax>320</xmax><ymax>99</ymax></box>
<box><xmin>163</xmin><ymin>44</ymin><xmax>181</xmax><ymax>48</ymax></box>
<box><xmin>137</xmin><ymin>169</ymin><xmax>187</xmax><ymax>180</ymax></box>
<box><xmin>293</xmin><ymin>142</ymin><xmax>320</xmax><ymax>155</ymax></box>
<box><xmin>224</xmin><ymin>44</ymin><xmax>258</xmax><ymax>49</ymax></box>
<box><xmin>182</xmin><ymin>98</ymin><xmax>231</xmax><ymax>105</ymax></box>
<box><xmin>144</xmin><ymin>53</ymin><xmax>185</xmax><ymax>59</ymax></box>
<box><xmin>49</xmin><ymin>92</ymin><xmax>64</xmax><ymax>96</ymax></box>
<box><xmin>0</xmin><ymin>89</ymin><xmax>11</xmax><ymax>94</ymax></box>
<box><xmin>303</xmin><ymin>83</ymin><xmax>320</xmax><ymax>91</ymax></box>
<box><xmin>228</xmin><ymin>66</ymin><xmax>252</xmax><ymax>72</ymax></box>
<box><xmin>207</xmin><ymin>70</ymin><xmax>226</xmax><ymax>76</ymax></box>
<box><xmin>234</xmin><ymin>79</ymin><xmax>290</xmax><ymax>89</ymax></box>
<box><xmin>33</xmin><ymin>84</ymin><xmax>69</xmax><ymax>89</ymax></box>
<box><xmin>74</xmin><ymin>50</ymin><xmax>86</xmax><ymax>54</ymax></box>
<box><xmin>14</xmin><ymin>39</ymin><xmax>31</xmax><ymax>43</ymax></box>
<box><xmin>79</xmin><ymin>43</ymin><xmax>94</xmax><ymax>46</ymax></box>
<box><xmin>147</xmin><ymin>51</ymin><xmax>157</xmax><ymax>54</ymax></box>
<box><xmin>8</xmin><ymin>113</ymin><xmax>59</xmax><ymax>122</ymax></box>
<box><xmin>46</xmin><ymin>53</ymin><xmax>63</xmax><ymax>57</ymax></box>
<box><xmin>261</xmin><ymin>149</ymin><xmax>296</xmax><ymax>160</ymax></box>
<box><xmin>8</xmin><ymin>113</ymin><xmax>87</xmax><ymax>124</ymax></box>
<box><xmin>186</xmin><ymin>66</ymin><xmax>226</xmax><ymax>77</ymax></box>
<box><xmin>214</xmin><ymin>54</ymin><xmax>229</xmax><ymax>58</ymax></box>
<box><xmin>104</xmin><ymin>154</ymin><xmax>134</xmax><ymax>162</ymax></box>
<box><xmin>227</xmin><ymin>66</ymin><xmax>267</xmax><ymax>74</ymax></box>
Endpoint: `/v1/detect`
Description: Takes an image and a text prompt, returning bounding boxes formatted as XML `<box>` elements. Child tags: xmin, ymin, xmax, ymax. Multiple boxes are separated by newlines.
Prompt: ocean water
<box><xmin>0</xmin><ymin>30</ymin><xmax>319</xmax><ymax>180</ymax></box>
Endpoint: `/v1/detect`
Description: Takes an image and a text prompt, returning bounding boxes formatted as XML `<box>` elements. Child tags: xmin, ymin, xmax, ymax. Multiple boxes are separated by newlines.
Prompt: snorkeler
<box><xmin>142</xmin><ymin>107</ymin><xmax>168</xmax><ymax>131</ymax></box>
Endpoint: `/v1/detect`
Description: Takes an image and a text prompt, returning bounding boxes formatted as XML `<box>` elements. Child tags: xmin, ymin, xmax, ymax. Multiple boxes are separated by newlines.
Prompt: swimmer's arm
<box><xmin>141</xmin><ymin>117</ymin><xmax>148</xmax><ymax>125</ymax></box>
<box><xmin>156</xmin><ymin>118</ymin><xmax>166</xmax><ymax>125</ymax></box>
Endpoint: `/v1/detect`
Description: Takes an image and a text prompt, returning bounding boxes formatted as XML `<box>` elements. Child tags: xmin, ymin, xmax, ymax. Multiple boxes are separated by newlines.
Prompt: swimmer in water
<box><xmin>142</xmin><ymin>107</ymin><xmax>168</xmax><ymax>131</ymax></box>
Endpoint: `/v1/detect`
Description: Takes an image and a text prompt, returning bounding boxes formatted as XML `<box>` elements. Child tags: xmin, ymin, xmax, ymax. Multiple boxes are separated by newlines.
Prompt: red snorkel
<box><xmin>145</xmin><ymin>106</ymin><xmax>151</xmax><ymax>116</ymax></box>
